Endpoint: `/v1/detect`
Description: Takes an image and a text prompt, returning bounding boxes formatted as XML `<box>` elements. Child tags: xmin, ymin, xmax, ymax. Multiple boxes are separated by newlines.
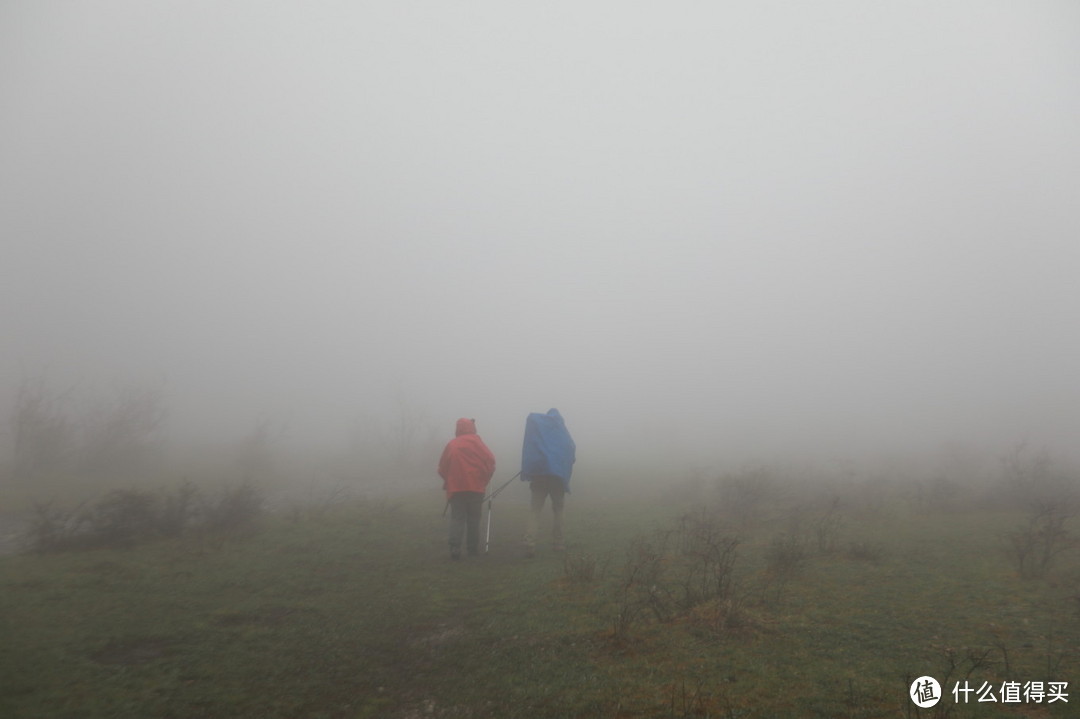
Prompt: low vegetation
<box><xmin>22</xmin><ymin>480</ymin><xmax>264</xmax><ymax>553</ymax></box>
<box><xmin>1</xmin><ymin>466</ymin><xmax>1078</xmax><ymax>718</ymax></box>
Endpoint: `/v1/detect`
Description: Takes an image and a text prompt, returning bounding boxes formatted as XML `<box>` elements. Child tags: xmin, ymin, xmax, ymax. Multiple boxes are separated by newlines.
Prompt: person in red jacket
<box><xmin>438</xmin><ymin>418</ymin><xmax>496</xmax><ymax>559</ymax></box>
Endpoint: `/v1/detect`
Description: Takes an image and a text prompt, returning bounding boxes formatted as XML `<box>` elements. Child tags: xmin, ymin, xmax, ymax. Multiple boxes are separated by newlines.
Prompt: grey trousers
<box><xmin>448</xmin><ymin>491</ymin><xmax>484</xmax><ymax>555</ymax></box>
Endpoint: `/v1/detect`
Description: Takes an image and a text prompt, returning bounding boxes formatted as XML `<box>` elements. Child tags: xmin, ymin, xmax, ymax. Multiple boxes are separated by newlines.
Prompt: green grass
<box><xmin>1</xmin><ymin>484</ymin><xmax>1078</xmax><ymax>718</ymax></box>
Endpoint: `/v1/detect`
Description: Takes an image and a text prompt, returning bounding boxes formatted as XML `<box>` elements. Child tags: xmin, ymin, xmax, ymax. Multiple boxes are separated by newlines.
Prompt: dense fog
<box><xmin>3</xmin><ymin>2</ymin><xmax>1079</xmax><ymax>482</ymax></box>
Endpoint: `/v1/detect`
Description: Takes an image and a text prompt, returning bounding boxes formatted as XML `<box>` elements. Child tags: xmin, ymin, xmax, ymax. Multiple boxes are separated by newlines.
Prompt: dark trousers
<box><xmin>448</xmin><ymin>491</ymin><xmax>484</xmax><ymax>556</ymax></box>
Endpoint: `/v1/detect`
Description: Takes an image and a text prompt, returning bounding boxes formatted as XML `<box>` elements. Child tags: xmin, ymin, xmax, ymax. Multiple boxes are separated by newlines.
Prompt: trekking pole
<box><xmin>483</xmin><ymin>472</ymin><xmax>521</xmax><ymax>504</ymax></box>
<box><xmin>483</xmin><ymin>472</ymin><xmax>521</xmax><ymax>553</ymax></box>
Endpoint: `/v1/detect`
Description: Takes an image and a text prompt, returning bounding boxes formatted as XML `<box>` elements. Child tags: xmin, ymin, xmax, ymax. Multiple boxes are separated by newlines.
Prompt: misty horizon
<box><xmin>3</xmin><ymin>2</ymin><xmax>1079</xmax><ymax>474</ymax></box>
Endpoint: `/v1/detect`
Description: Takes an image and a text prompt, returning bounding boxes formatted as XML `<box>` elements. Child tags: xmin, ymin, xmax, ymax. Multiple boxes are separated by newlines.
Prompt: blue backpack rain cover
<box><xmin>520</xmin><ymin>408</ymin><xmax>576</xmax><ymax>491</ymax></box>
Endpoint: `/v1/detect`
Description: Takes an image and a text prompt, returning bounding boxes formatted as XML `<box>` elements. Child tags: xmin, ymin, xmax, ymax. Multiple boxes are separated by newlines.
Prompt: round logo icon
<box><xmin>910</xmin><ymin>676</ymin><xmax>942</xmax><ymax>708</ymax></box>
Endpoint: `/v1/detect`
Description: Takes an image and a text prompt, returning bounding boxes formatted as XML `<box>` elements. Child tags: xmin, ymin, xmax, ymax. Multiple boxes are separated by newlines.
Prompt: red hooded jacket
<box><xmin>438</xmin><ymin>418</ymin><xmax>496</xmax><ymax>497</ymax></box>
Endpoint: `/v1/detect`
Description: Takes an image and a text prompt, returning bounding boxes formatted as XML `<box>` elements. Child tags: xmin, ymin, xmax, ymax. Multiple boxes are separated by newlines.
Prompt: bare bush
<box><xmin>24</xmin><ymin>500</ymin><xmax>90</xmax><ymax>552</ymax></box>
<box><xmin>79</xmin><ymin>382</ymin><xmax>167</xmax><ymax>475</ymax></box>
<box><xmin>20</xmin><ymin>480</ymin><xmax>263</xmax><ymax>553</ymax></box>
<box><xmin>611</xmin><ymin>584</ymin><xmax>642</xmax><ymax>643</ymax></box>
<box><xmin>766</xmin><ymin>532</ymin><xmax>807</xmax><ymax>575</ymax></box>
<box><xmin>813</xmin><ymin>497</ymin><xmax>844</xmax><ymax>554</ymax></box>
<box><xmin>202</xmin><ymin>481</ymin><xmax>264</xmax><ymax>541</ymax></box>
<box><xmin>24</xmin><ymin>490</ymin><xmax>163</xmax><ymax>551</ymax></box>
<box><xmin>88</xmin><ymin>489</ymin><xmax>161</xmax><ymax>547</ymax></box>
<box><xmin>716</xmin><ymin>466</ymin><xmax>774</xmax><ymax>529</ymax></box>
<box><xmin>622</xmin><ymin>531</ymin><xmax>677</xmax><ymax>623</ymax></box>
<box><xmin>909</xmin><ymin>645</ymin><xmax>996</xmax><ymax>719</ymax></box>
<box><xmin>1007</xmin><ymin>499</ymin><xmax>1076</xmax><ymax>579</ymax></box>
<box><xmin>673</xmin><ymin>509</ymin><xmax>740</xmax><ymax>609</ymax></box>
<box><xmin>354</xmin><ymin>389</ymin><xmax>440</xmax><ymax>473</ymax></box>
<box><xmin>759</xmin><ymin>532</ymin><xmax>807</xmax><ymax>605</ymax></box>
<box><xmin>612</xmin><ymin>510</ymin><xmax>742</xmax><ymax>639</ymax></box>
<box><xmin>10</xmin><ymin>378</ymin><xmax>76</xmax><ymax>479</ymax></box>
<box><xmin>287</xmin><ymin>478</ymin><xmax>354</xmax><ymax>523</ymax></box>
<box><xmin>997</xmin><ymin>441</ymin><xmax>1074</xmax><ymax>507</ymax></box>
<box><xmin>158</xmin><ymin>480</ymin><xmax>202</xmax><ymax>537</ymax></box>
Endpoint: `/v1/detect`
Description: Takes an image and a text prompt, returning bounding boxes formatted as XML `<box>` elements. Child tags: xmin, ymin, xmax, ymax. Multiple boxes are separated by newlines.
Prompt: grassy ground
<box><xmin>1</xmin><ymin>479</ymin><xmax>1078</xmax><ymax>718</ymax></box>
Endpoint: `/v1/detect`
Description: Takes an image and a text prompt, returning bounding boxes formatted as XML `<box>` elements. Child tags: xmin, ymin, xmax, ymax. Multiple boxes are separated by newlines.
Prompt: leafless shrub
<box><xmin>611</xmin><ymin>511</ymin><xmax>742</xmax><ymax>640</ymax></box>
<box><xmin>611</xmin><ymin>584</ymin><xmax>642</xmax><ymax>643</ymax></box>
<box><xmin>715</xmin><ymin>466</ymin><xmax>774</xmax><ymax>528</ymax></box>
<box><xmin>1006</xmin><ymin>498</ymin><xmax>1076</xmax><ymax>579</ymax></box>
<box><xmin>24</xmin><ymin>500</ymin><xmax>90</xmax><ymax>552</ymax></box>
<box><xmin>673</xmin><ymin>509</ymin><xmax>740</xmax><ymax>609</ymax></box>
<box><xmin>667</xmin><ymin>678</ymin><xmax>711</xmax><ymax>719</ymax></box>
<box><xmin>79</xmin><ymin>382</ymin><xmax>168</xmax><ymax>475</ymax></box>
<box><xmin>201</xmin><ymin>480</ymin><xmax>264</xmax><ymax>543</ymax></box>
<box><xmin>25</xmin><ymin>489</ymin><xmax>164</xmax><ymax>551</ymax></box>
<box><xmin>765</xmin><ymin>532</ymin><xmax>807</xmax><ymax>576</ymax></box>
<box><xmin>287</xmin><ymin>477</ymin><xmax>354</xmax><ymax>523</ymax></box>
<box><xmin>759</xmin><ymin>532</ymin><xmax>807</xmax><ymax>605</ymax></box>
<box><xmin>997</xmin><ymin>441</ymin><xmax>1076</xmax><ymax>508</ymax></box>
<box><xmin>158</xmin><ymin>480</ymin><xmax>203</xmax><ymax>537</ymax></box>
<box><xmin>88</xmin><ymin>489</ymin><xmax>161</xmax><ymax>547</ymax></box>
<box><xmin>609</xmin><ymin>536</ymin><xmax>657</xmax><ymax>641</ymax></box>
<box><xmin>813</xmin><ymin>497</ymin><xmax>844</xmax><ymax>554</ymax></box>
<box><xmin>909</xmin><ymin>645</ymin><xmax>996</xmax><ymax>718</ymax></box>
<box><xmin>10</xmin><ymin>377</ymin><xmax>76</xmax><ymax>479</ymax></box>
<box><xmin>622</xmin><ymin>531</ymin><xmax>677</xmax><ymax>623</ymax></box>
<box><xmin>21</xmin><ymin>480</ymin><xmax>263</xmax><ymax>553</ymax></box>
<box><xmin>1041</xmin><ymin>602</ymin><xmax>1080</xmax><ymax>681</ymax></box>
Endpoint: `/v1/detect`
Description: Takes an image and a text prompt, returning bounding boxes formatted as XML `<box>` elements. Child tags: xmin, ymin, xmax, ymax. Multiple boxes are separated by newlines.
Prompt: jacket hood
<box><xmin>455</xmin><ymin>418</ymin><xmax>477</xmax><ymax>436</ymax></box>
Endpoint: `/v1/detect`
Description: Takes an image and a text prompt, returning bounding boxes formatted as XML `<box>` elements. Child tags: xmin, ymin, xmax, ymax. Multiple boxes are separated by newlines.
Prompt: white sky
<box><xmin>2</xmin><ymin>1</ymin><xmax>1079</xmax><ymax>466</ymax></box>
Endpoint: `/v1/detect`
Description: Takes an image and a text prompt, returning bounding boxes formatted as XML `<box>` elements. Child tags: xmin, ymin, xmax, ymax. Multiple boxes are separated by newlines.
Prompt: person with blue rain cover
<box><xmin>520</xmin><ymin>408</ymin><xmax>576</xmax><ymax>558</ymax></box>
